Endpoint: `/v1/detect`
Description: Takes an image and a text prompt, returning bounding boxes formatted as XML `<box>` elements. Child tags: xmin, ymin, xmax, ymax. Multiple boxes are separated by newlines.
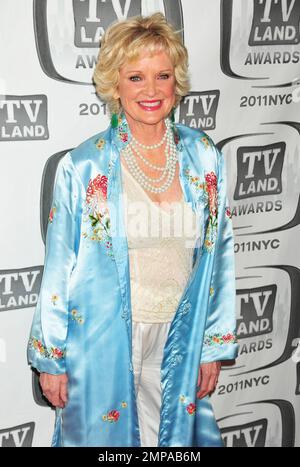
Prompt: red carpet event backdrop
<box><xmin>0</xmin><ymin>0</ymin><xmax>300</xmax><ymax>447</ymax></box>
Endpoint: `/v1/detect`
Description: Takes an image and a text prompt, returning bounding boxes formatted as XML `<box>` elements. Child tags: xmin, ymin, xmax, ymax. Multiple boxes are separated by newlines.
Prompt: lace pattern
<box><xmin>121</xmin><ymin>160</ymin><xmax>198</xmax><ymax>323</ymax></box>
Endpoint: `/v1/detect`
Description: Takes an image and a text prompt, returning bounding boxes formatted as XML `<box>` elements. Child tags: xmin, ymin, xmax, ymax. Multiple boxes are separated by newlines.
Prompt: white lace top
<box><xmin>121</xmin><ymin>159</ymin><xmax>198</xmax><ymax>323</ymax></box>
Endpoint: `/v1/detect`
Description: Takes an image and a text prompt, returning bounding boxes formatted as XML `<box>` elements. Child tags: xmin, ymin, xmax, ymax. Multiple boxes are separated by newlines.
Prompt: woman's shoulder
<box><xmin>70</xmin><ymin>126</ymin><xmax>111</xmax><ymax>161</ymax></box>
<box><xmin>56</xmin><ymin>126</ymin><xmax>112</xmax><ymax>186</ymax></box>
<box><xmin>175</xmin><ymin>123</ymin><xmax>220</xmax><ymax>171</ymax></box>
<box><xmin>176</xmin><ymin>122</ymin><xmax>216</xmax><ymax>149</ymax></box>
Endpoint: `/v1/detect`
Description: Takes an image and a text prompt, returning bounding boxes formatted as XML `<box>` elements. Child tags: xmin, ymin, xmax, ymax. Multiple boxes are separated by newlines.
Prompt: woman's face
<box><xmin>115</xmin><ymin>49</ymin><xmax>176</xmax><ymax>128</ymax></box>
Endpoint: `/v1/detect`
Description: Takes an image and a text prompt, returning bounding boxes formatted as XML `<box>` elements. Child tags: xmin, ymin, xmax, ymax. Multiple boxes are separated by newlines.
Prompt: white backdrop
<box><xmin>0</xmin><ymin>0</ymin><xmax>300</xmax><ymax>447</ymax></box>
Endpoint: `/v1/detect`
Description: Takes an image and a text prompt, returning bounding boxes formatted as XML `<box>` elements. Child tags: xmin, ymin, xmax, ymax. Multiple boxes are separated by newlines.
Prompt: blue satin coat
<box><xmin>27</xmin><ymin>113</ymin><xmax>238</xmax><ymax>447</ymax></box>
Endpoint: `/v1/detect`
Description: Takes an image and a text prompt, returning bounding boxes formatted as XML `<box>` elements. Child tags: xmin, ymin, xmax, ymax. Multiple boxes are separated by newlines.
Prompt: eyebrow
<box><xmin>123</xmin><ymin>69</ymin><xmax>173</xmax><ymax>74</ymax></box>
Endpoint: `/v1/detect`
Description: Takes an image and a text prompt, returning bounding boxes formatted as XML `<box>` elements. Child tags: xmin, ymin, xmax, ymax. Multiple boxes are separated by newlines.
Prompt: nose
<box><xmin>144</xmin><ymin>78</ymin><xmax>157</xmax><ymax>97</ymax></box>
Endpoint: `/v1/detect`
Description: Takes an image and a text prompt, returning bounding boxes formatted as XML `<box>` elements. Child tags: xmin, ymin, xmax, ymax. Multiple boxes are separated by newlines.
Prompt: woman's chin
<box><xmin>128</xmin><ymin>109</ymin><xmax>171</xmax><ymax>125</ymax></box>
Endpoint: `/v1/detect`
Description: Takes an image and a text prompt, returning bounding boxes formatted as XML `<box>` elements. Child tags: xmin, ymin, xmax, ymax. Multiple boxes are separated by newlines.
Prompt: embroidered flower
<box><xmin>205</xmin><ymin>172</ymin><xmax>218</xmax><ymax>213</ymax></box>
<box><xmin>86</xmin><ymin>174</ymin><xmax>108</xmax><ymax>203</ymax></box>
<box><xmin>209</xmin><ymin>286</ymin><xmax>214</xmax><ymax>296</ymax></box>
<box><xmin>48</xmin><ymin>206</ymin><xmax>56</xmax><ymax>223</ymax></box>
<box><xmin>102</xmin><ymin>400</ymin><xmax>127</xmax><ymax>424</ymax></box>
<box><xmin>83</xmin><ymin>173</ymin><xmax>114</xmax><ymax>259</ymax></box>
<box><xmin>184</xmin><ymin>168</ymin><xmax>218</xmax><ymax>252</ymax></box>
<box><xmin>51</xmin><ymin>294</ymin><xmax>59</xmax><ymax>305</ymax></box>
<box><xmin>71</xmin><ymin>308</ymin><xmax>84</xmax><ymax>325</ymax></box>
<box><xmin>179</xmin><ymin>394</ymin><xmax>198</xmax><ymax>416</ymax></box>
<box><xmin>204</xmin><ymin>239</ymin><xmax>213</xmax><ymax>250</ymax></box>
<box><xmin>171</xmin><ymin>123</ymin><xmax>183</xmax><ymax>151</ymax></box>
<box><xmin>107</xmin><ymin>410</ymin><xmax>120</xmax><ymax>422</ymax></box>
<box><xmin>201</xmin><ymin>136</ymin><xmax>210</xmax><ymax>149</ymax></box>
<box><xmin>52</xmin><ymin>347</ymin><xmax>65</xmax><ymax>359</ymax></box>
<box><xmin>205</xmin><ymin>172</ymin><xmax>218</xmax><ymax>252</ymax></box>
<box><xmin>29</xmin><ymin>337</ymin><xmax>65</xmax><ymax>360</ymax></box>
<box><xmin>95</xmin><ymin>138</ymin><xmax>106</xmax><ymax>150</ymax></box>
<box><xmin>223</xmin><ymin>332</ymin><xmax>237</xmax><ymax>343</ymax></box>
<box><xmin>225</xmin><ymin>206</ymin><xmax>232</xmax><ymax>219</ymax></box>
<box><xmin>186</xmin><ymin>403</ymin><xmax>197</xmax><ymax>415</ymax></box>
<box><xmin>118</xmin><ymin>119</ymin><xmax>129</xmax><ymax>143</ymax></box>
<box><xmin>184</xmin><ymin>169</ymin><xmax>207</xmax><ymax>202</ymax></box>
<box><xmin>203</xmin><ymin>331</ymin><xmax>237</xmax><ymax>346</ymax></box>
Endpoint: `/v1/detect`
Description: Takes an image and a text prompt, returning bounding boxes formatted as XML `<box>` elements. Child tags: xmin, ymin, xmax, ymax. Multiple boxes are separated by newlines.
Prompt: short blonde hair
<box><xmin>92</xmin><ymin>13</ymin><xmax>189</xmax><ymax>115</ymax></box>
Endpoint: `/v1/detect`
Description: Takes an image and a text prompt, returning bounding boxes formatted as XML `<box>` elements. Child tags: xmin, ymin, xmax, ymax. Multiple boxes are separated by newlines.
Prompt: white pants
<box><xmin>132</xmin><ymin>321</ymin><xmax>172</xmax><ymax>447</ymax></box>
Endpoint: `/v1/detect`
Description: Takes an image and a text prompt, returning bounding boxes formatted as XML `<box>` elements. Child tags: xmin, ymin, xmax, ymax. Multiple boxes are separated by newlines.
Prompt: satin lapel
<box><xmin>107</xmin><ymin>128</ymin><xmax>133</xmax><ymax>361</ymax></box>
<box><xmin>176</xmin><ymin>126</ymin><xmax>199</xmax><ymax>211</ymax></box>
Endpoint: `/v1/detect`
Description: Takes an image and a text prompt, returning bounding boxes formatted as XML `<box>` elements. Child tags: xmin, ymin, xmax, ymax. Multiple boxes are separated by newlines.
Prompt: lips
<box><xmin>138</xmin><ymin>100</ymin><xmax>163</xmax><ymax>111</ymax></box>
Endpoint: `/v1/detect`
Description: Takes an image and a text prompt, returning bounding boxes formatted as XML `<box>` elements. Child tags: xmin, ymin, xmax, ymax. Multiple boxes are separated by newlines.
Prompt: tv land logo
<box><xmin>233</xmin><ymin>142</ymin><xmax>284</xmax><ymax>200</ymax></box>
<box><xmin>221</xmin><ymin>127</ymin><xmax>300</xmax><ymax>232</ymax></box>
<box><xmin>233</xmin><ymin>265</ymin><xmax>300</xmax><ymax>376</ymax></box>
<box><xmin>33</xmin><ymin>0</ymin><xmax>184</xmax><ymax>84</ymax></box>
<box><xmin>177</xmin><ymin>90</ymin><xmax>220</xmax><ymax>130</ymax></box>
<box><xmin>221</xmin><ymin>418</ymin><xmax>267</xmax><ymax>447</ymax></box>
<box><xmin>74</xmin><ymin>0</ymin><xmax>142</xmax><ymax>47</ymax></box>
<box><xmin>0</xmin><ymin>95</ymin><xmax>48</xmax><ymax>142</ymax></box>
<box><xmin>249</xmin><ymin>0</ymin><xmax>300</xmax><ymax>46</ymax></box>
<box><xmin>0</xmin><ymin>266</ymin><xmax>43</xmax><ymax>312</ymax></box>
<box><xmin>236</xmin><ymin>285</ymin><xmax>276</xmax><ymax>339</ymax></box>
<box><xmin>0</xmin><ymin>423</ymin><xmax>35</xmax><ymax>447</ymax></box>
<box><xmin>221</xmin><ymin>0</ymin><xmax>300</xmax><ymax>81</ymax></box>
<box><xmin>219</xmin><ymin>399</ymin><xmax>295</xmax><ymax>447</ymax></box>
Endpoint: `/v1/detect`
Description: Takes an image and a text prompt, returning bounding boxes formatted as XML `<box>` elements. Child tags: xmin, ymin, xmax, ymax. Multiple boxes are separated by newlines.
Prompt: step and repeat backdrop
<box><xmin>1</xmin><ymin>0</ymin><xmax>300</xmax><ymax>447</ymax></box>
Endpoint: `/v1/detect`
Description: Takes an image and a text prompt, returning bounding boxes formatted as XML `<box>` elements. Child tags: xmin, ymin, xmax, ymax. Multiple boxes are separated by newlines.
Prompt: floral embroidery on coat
<box><xmin>48</xmin><ymin>205</ymin><xmax>56</xmax><ymax>223</ymax></box>
<box><xmin>29</xmin><ymin>336</ymin><xmax>65</xmax><ymax>360</ymax></box>
<box><xmin>82</xmin><ymin>173</ymin><xmax>114</xmax><ymax>258</ymax></box>
<box><xmin>179</xmin><ymin>395</ymin><xmax>197</xmax><ymax>416</ymax></box>
<box><xmin>200</xmin><ymin>136</ymin><xmax>211</xmax><ymax>149</ymax></box>
<box><xmin>184</xmin><ymin>168</ymin><xmax>218</xmax><ymax>252</ymax></box>
<box><xmin>51</xmin><ymin>294</ymin><xmax>59</xmax><ymax>305</ymax></box>
<box><xmin>71</xmin><ymin>308</ymin><xmax>84</xmax><ymax>325</ymax></box>
<box><xmin>225</xmin><ymin>206</ymin><xmax>232</xmax><ymax>219</ymax></box>
<box><xmin>203</xmin><ymin>331</ymin><xmax>237</xmax><ymax>346</ymax></box>
<box><xmin>102</xmin><ymin>410</ymin><xmax>120</xmax><ymax>423</ymax></box>
<box><xmin>95</xmin><ymin>138</ymin><xmax>106</xmax><ymax>150</ymax></box>
<box><xmin>117</xmin><ymin>117</ymin><xmax>129</xmax><ymax>144</ymax></box>
<box><xmin>102</xmin><ymin>401</ymin><xmax>127</xmax><ymax>423</ymax></box>
<box><xmin>172</xmin><ymin>123</ymin><xmax>183</xmax><ymax>151</ymax></box>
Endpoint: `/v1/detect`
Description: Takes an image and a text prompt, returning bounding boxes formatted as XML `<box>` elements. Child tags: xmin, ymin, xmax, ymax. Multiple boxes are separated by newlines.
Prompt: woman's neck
<box><xmin>124</xmin><ymin>113</ymin><xmax>167</xmax><ymax>146</ymax></box>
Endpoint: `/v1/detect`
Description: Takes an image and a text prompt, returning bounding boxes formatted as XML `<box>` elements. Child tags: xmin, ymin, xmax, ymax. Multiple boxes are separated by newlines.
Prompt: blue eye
<box><xmin>159</xmin><ymin>74</ymin><xmax>170</xmax><ymax>79</ymax></box>
<box><xmin>129</xmin><ymin>76</ymin><xmax>141</xmax><ymax>82</ymax></box>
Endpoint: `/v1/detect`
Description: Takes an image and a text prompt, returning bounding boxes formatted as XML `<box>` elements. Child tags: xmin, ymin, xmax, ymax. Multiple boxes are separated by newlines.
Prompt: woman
<box><xmin>27</xmin><ymin>13</ymin><xmax>238</xmax><ymax>447</ymax></box>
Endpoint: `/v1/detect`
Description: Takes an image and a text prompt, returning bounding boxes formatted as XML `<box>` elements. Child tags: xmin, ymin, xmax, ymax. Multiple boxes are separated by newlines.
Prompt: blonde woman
<box><xmin>28</xmin><ymin>13</ymin><xmax>238</xmax><ymax>447</ymax></box>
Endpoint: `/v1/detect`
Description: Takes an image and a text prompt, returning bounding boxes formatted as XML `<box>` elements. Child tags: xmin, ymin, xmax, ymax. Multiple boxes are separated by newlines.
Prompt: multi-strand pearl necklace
<box><xmin>122</xmin><ymin>119</ymin><xmax>178</xmax><ymax>193</ymax></box>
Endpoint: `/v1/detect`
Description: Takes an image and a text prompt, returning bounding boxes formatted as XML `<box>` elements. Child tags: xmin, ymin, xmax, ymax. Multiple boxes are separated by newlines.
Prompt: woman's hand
<box><xmin>39</xmin><ymin>373</ymin><xmax>68</xmax><ymax>408</ymax></box>
<box><xmin>196</xmin><ymin>361</ymin><xmax>221</xmax><ymax>399</ymax></box>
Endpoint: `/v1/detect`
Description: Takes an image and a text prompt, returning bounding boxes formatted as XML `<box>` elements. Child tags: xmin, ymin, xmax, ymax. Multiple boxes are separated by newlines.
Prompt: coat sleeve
<box><xmin>27</xmin><ymin>152</ymin><xmax>83</xmax><ymax>374</ymax></box>
<box><xmin>200</xmin><ymin>146</ymin><xmax>238</xmax><ymax>363</ymax></box>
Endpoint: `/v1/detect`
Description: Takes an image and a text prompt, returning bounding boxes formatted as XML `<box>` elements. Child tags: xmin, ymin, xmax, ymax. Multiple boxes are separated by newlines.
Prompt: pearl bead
<box><xmin>121</xmin><ymin>118</ymin><xmax>178</xmax><ymax>193</ymax></box>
